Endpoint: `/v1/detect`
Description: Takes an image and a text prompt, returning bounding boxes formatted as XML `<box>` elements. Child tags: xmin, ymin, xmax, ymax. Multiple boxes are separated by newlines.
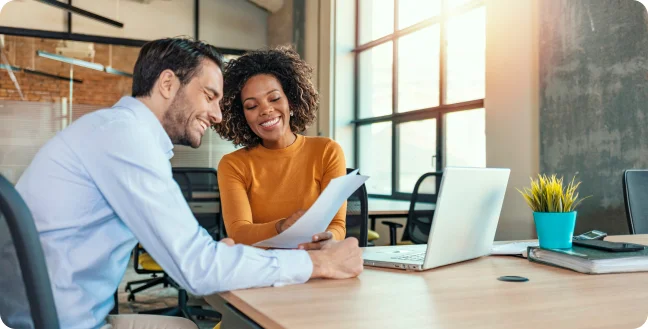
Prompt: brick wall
<box><xmin>1</xmin><ymin>36</ymin><xmax>139</xmax><ymax>107</ymax></box>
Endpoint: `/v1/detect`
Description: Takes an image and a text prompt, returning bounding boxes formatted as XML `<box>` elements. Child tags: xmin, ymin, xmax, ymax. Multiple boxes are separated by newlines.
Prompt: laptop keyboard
<box><xmin>392</xmin><ymin>252</ymin><xmax>425</xmax><ymax>262</ymax></box>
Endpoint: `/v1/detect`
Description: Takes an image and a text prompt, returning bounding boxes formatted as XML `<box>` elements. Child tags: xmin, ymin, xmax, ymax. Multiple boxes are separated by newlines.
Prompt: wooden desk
<box><xmin>367</xmin><ymin>197</ymin><xmax>412</xmax><ymax>216</ymax></box>
<box><xmin>205</xmin><ymin>235</ymin><xmax>648</xmax><ymax>329</ymax></box>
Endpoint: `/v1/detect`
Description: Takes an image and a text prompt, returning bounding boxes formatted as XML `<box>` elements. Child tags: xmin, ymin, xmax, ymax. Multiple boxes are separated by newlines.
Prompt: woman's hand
<box><xmin>276</xmin><ymin>210</ymin><xmax>305</xmax><ymax>233</ymax></box>
<box><xmin>298</xmin><ymin>231</ymin><xmax>336</xmax><ymax>250</ymax></box>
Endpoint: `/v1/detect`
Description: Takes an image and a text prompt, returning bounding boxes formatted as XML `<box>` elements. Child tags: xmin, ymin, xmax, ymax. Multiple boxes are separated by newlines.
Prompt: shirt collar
<box><xmin>112</xmin><ymin>96</ymin><xmax>174</xmax><ymax>159</ymax></box>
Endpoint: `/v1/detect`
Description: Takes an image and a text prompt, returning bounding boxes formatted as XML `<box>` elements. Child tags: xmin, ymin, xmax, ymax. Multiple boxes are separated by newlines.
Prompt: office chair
<box><xmin>173</xmin><ymin>168</ymin><xmax>224</xmax><ymax>240</ymax></box>
<box><xmin>124</xmin><ymin>245</ymin><xmax>171</xmax><ymax>302</ymax></box>
<box><xmin>382</xmin><ymin>172</ymin><xmax>442</xmax><ymax>245</ymax></box>
<box><xmin>345</xmin><ymin>168</ymin><xmax>369</xmax><ymax>247</ymax></box>
<box><xmin>622</xmin><ymin>169</ymin><xmax>648</xmax><ymax>234</ymax></box>
<box><xmin>0</xmin><ymin>174</ymin><xmax>60</xmax><ymax>329</ymax></box>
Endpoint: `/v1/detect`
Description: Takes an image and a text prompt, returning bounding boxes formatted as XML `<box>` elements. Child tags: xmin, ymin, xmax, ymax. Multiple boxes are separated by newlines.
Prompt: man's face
<box><xmin>162</xmin><ymin>59</ymin><xmax>223</xmax><ymax>148</ymax></box>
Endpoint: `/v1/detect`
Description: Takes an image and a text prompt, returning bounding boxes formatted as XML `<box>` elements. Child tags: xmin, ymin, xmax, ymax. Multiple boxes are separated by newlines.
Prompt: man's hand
<box><xmin>275</xmin><ymin>210</ymin><xmax>305</xmax><ymax>233</ymax></box>
<box><xmin>298</xmin><ymin>231</ymin><xmax>336</xmax><ymax>250</ymax></box>
<box><xmin>307</xmin><ymin>237</ymin><xmax>363</xmax><ymax>280</ymax></box>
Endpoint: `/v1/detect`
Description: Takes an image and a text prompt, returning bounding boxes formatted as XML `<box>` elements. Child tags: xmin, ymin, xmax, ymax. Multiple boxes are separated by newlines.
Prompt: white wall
<box><xmin>1</xmin><ymin>0</ymin><xmax>66</xmax><ymax>32</ymax></box>
<box><xmin>485</xmin><ymin>0</ymin><xmax>540</xmax><ymax>240</ymax></box>
<box><xmin>0</xmin><ymin>0</ymin><xmax>267</xmax><ymax>50</ymax></box>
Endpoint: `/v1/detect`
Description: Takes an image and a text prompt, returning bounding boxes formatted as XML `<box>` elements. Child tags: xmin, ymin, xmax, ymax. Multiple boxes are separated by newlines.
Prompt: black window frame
<box><xmin>353</xmin><ymin>0</ymin><xmax>486</xmax><ymax>200</ymax></box>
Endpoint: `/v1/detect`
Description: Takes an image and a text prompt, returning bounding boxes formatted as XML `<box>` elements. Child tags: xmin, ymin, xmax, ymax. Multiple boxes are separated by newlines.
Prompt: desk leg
<box><xmin>370</xmin><ymin>216</ymin><xmax>376</xmax><ymax>231</ymax></box>
<box><xmin>207</xmin><ymin>294</ymin><xmax>263</xmax><ymax>329</ymax></box>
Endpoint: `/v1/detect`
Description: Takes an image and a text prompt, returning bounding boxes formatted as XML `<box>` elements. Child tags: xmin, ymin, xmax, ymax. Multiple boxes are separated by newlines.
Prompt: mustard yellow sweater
<box><xmin>217</xmin><ymin>135</ymin><xmax>347</xmax><ymax>245</ymax></box>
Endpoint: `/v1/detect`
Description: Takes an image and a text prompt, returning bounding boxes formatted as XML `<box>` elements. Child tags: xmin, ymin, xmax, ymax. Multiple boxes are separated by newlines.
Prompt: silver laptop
<box><xmin>363</xmin><ymin>167</ymin><xmax>510</xmax><ymax>271</ymax></box>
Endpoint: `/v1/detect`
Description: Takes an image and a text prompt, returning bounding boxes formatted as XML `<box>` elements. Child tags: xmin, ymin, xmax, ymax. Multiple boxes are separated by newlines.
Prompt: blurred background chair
<box><xmin>345</xmin><ymin>168</ymin><xmax>369</xmax><ymax>247</ymax></box>
<box><xmin>382</xmin><ymin>172</ymin><xmax>442</xmax><ymax>245</ymax></box>
<box><xmin>173</xmin><ymin>167</ymin><xmax>224</xmax><ymax>240</ymax></box>
<box><xmin>623</xmin><ymin>169</ymin><xmax>648</xmax><ymax>234</ymax></box>
<box><xmin>0</xmin><ymin>174</ymin><xmax>60</xmax><ymax>329</ymax></box>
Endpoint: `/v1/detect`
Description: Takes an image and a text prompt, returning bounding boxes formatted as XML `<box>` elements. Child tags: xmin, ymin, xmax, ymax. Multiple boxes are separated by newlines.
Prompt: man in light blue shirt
<box><xmin>9</xmin><ymin>38</ymin><xmax>363</xmax><ymax>329</ymax></box>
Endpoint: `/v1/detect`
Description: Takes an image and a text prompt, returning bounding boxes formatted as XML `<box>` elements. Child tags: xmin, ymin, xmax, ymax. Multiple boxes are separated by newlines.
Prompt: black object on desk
<box><xmin>498</xmin><ymin>276</ymin><xmax>529</xmax><ymax>282</ymax></box>
<box><xmin>572</xmin><ymin>239</ymin><xmax>645</xmax><ymax>252</ymax></box>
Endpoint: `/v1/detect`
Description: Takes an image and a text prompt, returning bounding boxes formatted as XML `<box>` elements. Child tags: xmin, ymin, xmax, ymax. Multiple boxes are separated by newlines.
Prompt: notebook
<box><xmin>527</xmin><ymin>244</ymin><xmax>648</xmax><ymax>274</ymax></box>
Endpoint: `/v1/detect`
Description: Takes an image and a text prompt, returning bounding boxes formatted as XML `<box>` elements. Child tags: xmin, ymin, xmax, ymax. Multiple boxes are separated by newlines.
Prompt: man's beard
<box><xmin>162</xmin><ymin>88</ymin><xmax>198</xmax><ymax>148</ymax></box>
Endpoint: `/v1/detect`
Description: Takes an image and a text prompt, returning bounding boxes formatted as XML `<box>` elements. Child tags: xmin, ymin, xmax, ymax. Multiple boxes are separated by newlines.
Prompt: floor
<box><xmin>116</xmin><ymin>258</ymin><xmax>219</xmax><ymax>329</ymax></box>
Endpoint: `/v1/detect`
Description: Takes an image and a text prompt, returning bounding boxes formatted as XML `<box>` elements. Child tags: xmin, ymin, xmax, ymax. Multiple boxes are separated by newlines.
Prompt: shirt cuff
<box><xmin>268</xmin><ymin>249</ymin><xmax>313</xmax><ymax>287</ymax></box>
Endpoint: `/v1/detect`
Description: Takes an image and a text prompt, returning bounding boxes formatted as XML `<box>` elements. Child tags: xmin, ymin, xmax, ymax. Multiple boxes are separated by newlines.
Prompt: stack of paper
<box><xmin>491</xmin><ymin>242</ymin><xmax>539</xmax><ymax>258</ymax></box>
<box><xmin>253</xmin><ymin>169</ymin><xmax>369</xmax><ymax>249</ymax></box>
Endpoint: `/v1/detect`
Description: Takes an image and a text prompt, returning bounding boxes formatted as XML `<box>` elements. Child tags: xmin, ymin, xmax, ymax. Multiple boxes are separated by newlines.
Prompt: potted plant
<box><xmin>518</xmin><ymin>174</ymin><xmax>590</xmax><ymax>249</ymax></box>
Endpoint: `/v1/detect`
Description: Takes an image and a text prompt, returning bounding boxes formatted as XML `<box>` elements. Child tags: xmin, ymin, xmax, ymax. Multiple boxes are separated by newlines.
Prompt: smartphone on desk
<box><xmin>572</xmin><ymin>239</ymin><xmax>645</xmax><ymax>252</ymax></box>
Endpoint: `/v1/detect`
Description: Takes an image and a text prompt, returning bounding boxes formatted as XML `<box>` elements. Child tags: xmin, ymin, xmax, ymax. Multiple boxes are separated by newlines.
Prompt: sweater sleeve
<box><xmin>321</xmin><ymin>140</ymin><xmax>348</xmax><ymax>240</ymax></box>
<box><xmin>217</xmin><ymin>155</ymin><xmax>282</xmax><ymax>245</ymax></box>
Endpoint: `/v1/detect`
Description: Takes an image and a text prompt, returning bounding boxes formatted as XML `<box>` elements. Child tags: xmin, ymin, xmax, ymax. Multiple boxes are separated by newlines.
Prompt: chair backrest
<box><xmin>623</xmin><ymin>169</ymin><xmax>648</xmax><ymax>234</ymax></box>
<box><xmin>172</xmin><ymin>167</ymin><xmax>224</xmax><ymax>240</ymax></box>
<box><xmin>402</xmin><ymin>172</ymin><xmax>442</xmax><ymax>244</ymax></box>
<box><xmin>345</xmin><ymin>168</ymin><xmax>369</xmax><ymax>247</ymax></box>
<box><xmin>0</xmin><ymin>175</ymin><xmax>59</xmax><ymax>329</ymax></box>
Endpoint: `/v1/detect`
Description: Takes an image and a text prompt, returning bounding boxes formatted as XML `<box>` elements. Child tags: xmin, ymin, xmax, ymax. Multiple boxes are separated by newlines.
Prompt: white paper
<box><xmin>490</xmin><ymin>241</ymin><xmax>538</xmax><ymax>258</ymax></box>
<box><xmin>253</xmin><ymin>169</ymin><xmax>369</xmax><ymax>249</ymax></box>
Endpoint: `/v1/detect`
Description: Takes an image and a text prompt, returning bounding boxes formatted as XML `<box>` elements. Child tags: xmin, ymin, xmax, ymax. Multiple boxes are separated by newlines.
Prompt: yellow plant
<box><xmin>517</xmin><ymin>174</ymin><xmax>590</xmax><ymax>213</ymax></box>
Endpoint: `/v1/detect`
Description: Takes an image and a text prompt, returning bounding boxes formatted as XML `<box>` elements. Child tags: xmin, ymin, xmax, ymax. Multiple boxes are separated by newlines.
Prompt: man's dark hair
<box><xmin>132</xmin><ymin>37</ymin><xmax>224</xmax><ymax>97</ymax></box>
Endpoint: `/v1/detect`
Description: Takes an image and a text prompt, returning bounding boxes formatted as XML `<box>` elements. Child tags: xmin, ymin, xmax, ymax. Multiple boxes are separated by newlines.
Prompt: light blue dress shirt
<box><xmin>13</xmin><ymin>97</ymin><xmax>313</xmax><ymax>329</ymax></box>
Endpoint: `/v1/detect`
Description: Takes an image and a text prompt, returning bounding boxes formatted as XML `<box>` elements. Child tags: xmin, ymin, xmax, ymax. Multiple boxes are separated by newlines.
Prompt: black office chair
<box><xmin>172</xmin><ymin>167</ymin><xmax>224</xmax><ymax>240</ymax></box>
<box><xmin>623</xmin><ymin>169</ymin><xmax>648</xmax><ymax>234</ymax></box>
<box><xmin>0</xmin><ymin>174</ymin><xmax>60</xmax><ymax>329</ymax></box>
<box><xmin>382</xmin><ymin>172</ymin><xmax>442</xmax><ymax>245</ymax></box>
<box><xmin>345</xmin><ymin>168</ymin><xmax>369</xmax><ymax>247</ymax></box>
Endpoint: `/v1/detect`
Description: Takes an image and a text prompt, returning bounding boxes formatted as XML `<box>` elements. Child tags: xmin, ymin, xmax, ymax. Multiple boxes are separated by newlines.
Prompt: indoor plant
<box><xmin>518</xmin><ymin>174</ymin><xmax>589</xmax><ymax>249</ymax></box>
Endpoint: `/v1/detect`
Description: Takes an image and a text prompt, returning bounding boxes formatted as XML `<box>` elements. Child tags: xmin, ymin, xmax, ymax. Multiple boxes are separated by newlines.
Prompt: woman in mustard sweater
<box><xmin>214</xmin><ymin>46</ymin><xmax>346</xmax><ymax>250</ymax></box>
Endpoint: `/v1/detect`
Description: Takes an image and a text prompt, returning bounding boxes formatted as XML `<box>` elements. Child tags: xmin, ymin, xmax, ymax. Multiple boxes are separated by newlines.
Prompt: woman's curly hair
<box><xmin>214</xmin><ymin>46</ymin><xmax>319</xmax><ymax>148</ymax></box>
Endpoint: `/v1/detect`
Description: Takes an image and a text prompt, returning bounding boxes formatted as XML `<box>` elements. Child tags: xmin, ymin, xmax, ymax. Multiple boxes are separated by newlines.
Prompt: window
<box><xmin>354</xmin><ymin>0</ymin><xmax>486</xmax><ymax>199</ymax></box>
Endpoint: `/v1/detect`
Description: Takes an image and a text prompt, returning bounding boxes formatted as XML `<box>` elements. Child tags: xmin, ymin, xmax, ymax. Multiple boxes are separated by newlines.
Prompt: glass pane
<box><xmin>446</xmin><ymin>0</ymin><xmax>474</xmax><ymax>10</ymax></box>
<box><xmin>444</xmin><ymin>109</ymin><xmax>486</xmax><ymax>167</ymax></box>
<box><xmin>397</xmin><ymin>119</ymin><xmax>436</xmax><ymax>193</ymax></box>
<box><xmin>398</xmin><ymin>25</ymin><xmax>440</xmax><ymax>113</ymax></box>
<box><xmin>398</xmin><ymin>0</ymin><xmax>440</xmax><ymax>29</ymax></box>
<box><xmin>358</xmin><ymin>42</ymin><xmax>393</xmax><ymax>119</ymax></box>
<box><xmin>359</xmin><ymin>0</ymin><xmax>394</xmax><ymax>45</ymax></box>
<box><xmin>446</xmin><ymin>6</ymin><xmax>485</xmax><ymax>104</ymax></box>
<box><xmin>359</xmin><ymin>123</ymin><xmax>392</xmax><ymax>195</ymax></box>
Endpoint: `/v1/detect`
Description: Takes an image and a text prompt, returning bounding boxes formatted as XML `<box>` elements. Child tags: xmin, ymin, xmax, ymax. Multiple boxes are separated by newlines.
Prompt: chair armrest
<box><xmin>381</xmin><ymin>221</ymin><xmax>404</xmax><ymax>245</ymax></box>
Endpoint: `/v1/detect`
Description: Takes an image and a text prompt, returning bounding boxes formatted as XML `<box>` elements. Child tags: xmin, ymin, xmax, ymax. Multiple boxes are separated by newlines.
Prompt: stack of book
<box><xmin>527</xmin><ymin>244</ymin><xmax>648</xmax><ymax>274</ymax></box>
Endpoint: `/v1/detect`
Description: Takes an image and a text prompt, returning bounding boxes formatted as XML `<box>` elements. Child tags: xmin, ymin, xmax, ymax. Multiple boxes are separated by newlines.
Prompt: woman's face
<box><xmin>241</xmin><ymin>74</ymin><xmax>293</xmax><ymax>148</ymax></box>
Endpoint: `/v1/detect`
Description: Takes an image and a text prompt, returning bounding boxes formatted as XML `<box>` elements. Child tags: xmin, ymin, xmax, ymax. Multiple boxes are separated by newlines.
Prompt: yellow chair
<box><xmin>367</xmin><ymin>229</ymin><xmax>380</xmax><ymax>243</ymax></box>
<box><xmin>124</xmin><ymin>244</ymin><xmax>170</xmax><ymax>301</ymax></box>
<box><xmin>125</xmin><ymin>244</ymin><xmax>221</xmax><ymax>323</ymax></box>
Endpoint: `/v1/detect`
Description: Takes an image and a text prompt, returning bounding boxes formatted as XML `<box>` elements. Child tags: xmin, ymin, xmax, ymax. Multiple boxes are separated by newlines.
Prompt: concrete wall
<box><xmin>539</xmin><ymin>0</ymin><xmax>648</xmax><ymax>235</ymax></box>
<box><xmin>268</xmin><ymin>0</ymin><xmax>294</xmax><ymax>47</ymax></box>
